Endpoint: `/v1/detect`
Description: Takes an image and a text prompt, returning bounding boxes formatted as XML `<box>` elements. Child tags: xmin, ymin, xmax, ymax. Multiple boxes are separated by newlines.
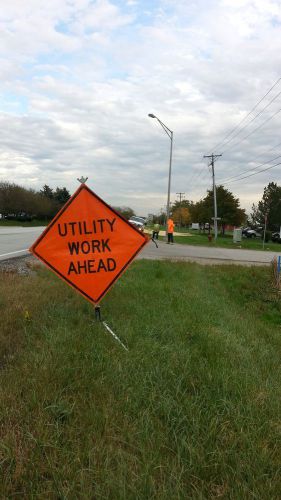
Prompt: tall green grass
<box><xmin>0</xmin><ymin>261</ymin><xmax>280</xmax><ymax>498</ymax></box>
<box><xmin>172</xmin><ymin>231</ymin><xmax>280</xmax><ymax>251</ymax></box>
<box><xmin>151</xmin><ymin>226</ymin><xmax>280</xmax><ymax>251</ymax></box>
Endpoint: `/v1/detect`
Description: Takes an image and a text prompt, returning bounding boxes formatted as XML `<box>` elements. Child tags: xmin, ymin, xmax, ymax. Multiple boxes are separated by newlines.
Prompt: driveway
<box><xmin>137</xmin><ymin>240</ymin><xmax>279</xmax><ymax>265</ymax></box>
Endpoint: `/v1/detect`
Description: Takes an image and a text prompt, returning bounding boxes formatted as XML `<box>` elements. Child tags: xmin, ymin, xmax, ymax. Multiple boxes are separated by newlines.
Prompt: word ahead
<box><xmin>30</xmin><ymin>184</ymin><xmax>148</xmax><ymax>304</ymax></box>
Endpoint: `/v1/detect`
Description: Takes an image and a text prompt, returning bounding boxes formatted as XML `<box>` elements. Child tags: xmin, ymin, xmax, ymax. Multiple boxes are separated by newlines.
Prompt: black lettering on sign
<box><xmin>68</xmin><ymin>241</ymin><xmax>80</xmax><ymax>255</ymax></box>
<box><xmin>58</xmin><ymin>218</ymin><xmax>116</xmax><ymax>237</ymax></box>
<box><xmin>68</xmin><ymin>239</ymin><xmax>112</xmax><ymax>255</ymax></box>
<box><xmin>67</xmin><ymin>258</ymin><xmax>117</xmax><ymax>275</ymax></box>
<box><xmin>102</xmin><ymin>239</ymin><xmax>111</xmax><ymax>252</ymax></box>
<box><xmin>107</xmin><ymin>258</ymin><xmax>116</xmax><ymax>271</ymax></box>
<box><xmin>68</xmin><ymin>261</ymin><xmax>78</xmax><ymax>274</ymax></box>
<box><xmin>58</xmin><ymin>223</ymin><xmax>67</xmax><ymax>237</ymax></box>
<box><xmin>81</xmin><ymin>241</ymin><xmax>91</xmax><ymax>254</ymax></box>
<box><xmin>97</xmin><ymin>259</ymin><xmax>106</xmax><ymax>272</ymax></box>
<box><xmin>107</xmin><ymin>218</ymin><xmax>116</xmax><ymax>232</ymax></box>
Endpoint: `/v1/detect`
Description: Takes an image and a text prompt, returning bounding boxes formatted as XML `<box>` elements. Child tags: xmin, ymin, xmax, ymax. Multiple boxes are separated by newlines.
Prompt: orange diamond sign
<box><xmin>30</xmin><ymin>184</ymin><xmax>149</xmax><ymax>304</ymax></box>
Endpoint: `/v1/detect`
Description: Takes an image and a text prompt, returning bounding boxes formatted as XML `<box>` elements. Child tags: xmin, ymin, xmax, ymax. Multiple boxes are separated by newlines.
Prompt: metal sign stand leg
<box><xmin>94</xmin><ymin>305</ymin><xmax>101</xmax><ymax>321</ymax></box>
<box><xmin>93</xmin><ymin>305</ymin><xmax>129</xmax><ymax>352</ymax></box>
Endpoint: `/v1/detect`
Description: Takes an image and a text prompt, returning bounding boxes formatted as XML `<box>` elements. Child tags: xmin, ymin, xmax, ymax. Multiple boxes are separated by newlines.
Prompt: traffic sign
<box><xmin>30</xmin><ymin>184</ymin><xmax>149</xmax><ymax>304</ymax></box>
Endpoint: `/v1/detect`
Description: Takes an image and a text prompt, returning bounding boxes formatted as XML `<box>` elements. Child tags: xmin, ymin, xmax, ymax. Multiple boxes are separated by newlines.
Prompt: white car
<box><xmin>129</xmin><ymin>216</ymin><xmax>146</xmax><ymax>225</ymax></box>
<box><xmin>128</xmin><ymin>218</ymin><xmax>144</xmax><ymax>231</ymax></box>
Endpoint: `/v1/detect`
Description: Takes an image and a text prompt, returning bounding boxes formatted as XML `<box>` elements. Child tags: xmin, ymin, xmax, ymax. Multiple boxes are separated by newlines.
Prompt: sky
<box><xmin>1</xmin><ymin>0</ymin><xmax>281</xmax><ymax>216</ymax></box>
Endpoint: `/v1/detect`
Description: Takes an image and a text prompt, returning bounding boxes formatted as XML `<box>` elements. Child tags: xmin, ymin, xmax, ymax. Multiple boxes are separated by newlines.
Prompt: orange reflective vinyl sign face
<box><xmin>30</xmin><ymin>184</ymin><xmax>149</xmax><ymax>304</ymax></box>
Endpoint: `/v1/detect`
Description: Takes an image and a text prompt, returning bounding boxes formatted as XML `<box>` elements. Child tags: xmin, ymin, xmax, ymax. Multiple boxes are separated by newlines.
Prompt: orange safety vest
<box><xmin>168</xmin><ymin>219</ymin><xmax>174</xmax><ymax>233</ymax></box>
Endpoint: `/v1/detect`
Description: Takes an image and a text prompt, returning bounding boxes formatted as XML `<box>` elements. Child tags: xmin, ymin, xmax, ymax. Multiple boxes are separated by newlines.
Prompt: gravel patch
<box><xmin>0</xmin><ymin>255</ymin><xmax>40</xmax><ymax>276</ymax></box>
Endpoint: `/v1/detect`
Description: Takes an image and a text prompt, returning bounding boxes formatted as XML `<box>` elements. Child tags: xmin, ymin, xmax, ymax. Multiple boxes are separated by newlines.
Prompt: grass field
<box><xmin>0</xmin><ymin>260</ymin><xmax>281</xmax><ymax>498</ymax></box>
<box><xmin>152</xmin><ymin>227</ymin><xmax>281</xmax><ymax>252</ymax></box>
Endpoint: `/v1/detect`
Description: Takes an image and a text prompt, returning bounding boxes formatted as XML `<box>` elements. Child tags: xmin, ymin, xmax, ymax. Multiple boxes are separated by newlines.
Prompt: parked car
<box><xmin>128</xmin><ymin>219</ymin><xmax>144</xmax><ymax>232</ymax></box>
<box><xmin>242</xmin><ymin>227</ymin><xmax>261</xmax><ymax>238</ymax></box>
<box><xmin>129</xmin><ymin>216</ymin><xmax>147</xmax><ymax>226</ymax></box>
<box><xmin>271</xmin><ymin>232</ymin><xmax>281</xmax><ymax>243</ymax></box>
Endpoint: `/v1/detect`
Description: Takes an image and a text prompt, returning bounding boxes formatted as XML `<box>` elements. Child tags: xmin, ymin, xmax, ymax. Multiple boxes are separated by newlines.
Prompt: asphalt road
<box><xmin>137</xmin><ymin>240</ymin><xmax>279</xmax><ymax>265</ymax></box>
<box><xmin>0</xmin><ymin>226</ymin><xmax>279</xmax><ymax>265</ymax></box>
<box><xmin>0</xmin><ymin>226</ymin><xmax>45</xmax><ymax>261</ymax></box>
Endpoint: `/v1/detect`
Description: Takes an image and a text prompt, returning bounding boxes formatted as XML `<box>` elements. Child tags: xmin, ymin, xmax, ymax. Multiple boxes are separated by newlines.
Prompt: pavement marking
<box><xmin>0</xmin><ymin>249</ymin><xmax>29</xmax><ymax>258</ymax></box>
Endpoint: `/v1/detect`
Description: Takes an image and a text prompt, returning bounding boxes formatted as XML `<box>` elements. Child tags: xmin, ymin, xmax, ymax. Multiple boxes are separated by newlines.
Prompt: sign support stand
<box><xmin>102</xmin><ymin>321</ymin><xmax>129</xmax><ymax>351</ymax></box>
<box><xmin>93</xmin><ymin>305</ymin><xmax>129</xmax><ymax>351</ymax></box>
<box><xmin>94</xmin><ymin>305</ymin><xmax>101</xmax><ymax>321</ymax></box>
<box><xmin>30</xmin><ymin>176</ymin><xmax>147</xmax><ymax>354</ymax></box>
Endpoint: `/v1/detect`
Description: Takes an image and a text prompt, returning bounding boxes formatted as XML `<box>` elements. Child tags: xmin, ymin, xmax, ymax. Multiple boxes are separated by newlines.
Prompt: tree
<box><xmin>112</xmin><ymin>206</ymin><xmax>135</xmax><ymax>220</ymax></box>
<box><xmin>171</xmin><ymin>199</ymin><xmax>193</xmax><ymax>227</ymax></box>
<box><xmin>0</xmin><ymin>181</ymin><xmax>72</xmax><ymax>220</ymax></box>
<box><xmin>248</xmin><ymin>203</ymin><xmax>260</xmax><ymax>227</ymax></box>
<box><xmin>193</xmin><ymin>186</ymin><xmax>246</xmax><ymax>234</ymax></box>
<box><xmin>54</xmin><ymin>187</ymin><xmax>71</xmax><ymax>206</ymax></box>
<box><xmin>0</xmin><ymin>182</ymin><xmax>20</xmax><ymax>215</ymax></box>
<box><xmin>191</xmin><ymin>199</ymin><xmax>211</xmax><ymax>227</ymax></box>
<box><xmin>252</xmin><ymin>182</ymin><xmax>281</xmax><ymax>231</ymax></box>
<box><xmin>40</xmin><ymin>184</ymin><xmax>54</xmax><ymax>199</ymax></box>
<box><xmin>172</xmin><ymin>206</ymin><xmax>191</xmax><ymax>226</ymax></box>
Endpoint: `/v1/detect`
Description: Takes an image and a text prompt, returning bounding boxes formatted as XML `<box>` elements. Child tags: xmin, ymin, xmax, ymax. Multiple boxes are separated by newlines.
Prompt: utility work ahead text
<box><xmin>55</xmin><ymin>217</ymin><xmax>118</xmax><ymax>276</ymax></box>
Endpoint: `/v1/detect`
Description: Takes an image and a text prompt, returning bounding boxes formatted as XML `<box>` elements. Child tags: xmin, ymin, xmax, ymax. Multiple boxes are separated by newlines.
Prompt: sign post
<box><xmin>263</xmin><ymin>213</ymin><xmax>268</xmax><ymax>251</ymax></box>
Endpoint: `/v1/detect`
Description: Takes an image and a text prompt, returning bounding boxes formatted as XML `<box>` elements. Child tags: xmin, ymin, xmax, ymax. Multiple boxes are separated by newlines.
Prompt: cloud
<box><xmin>0</xmin><ymin>0</ymin><xmax>281</xmax><ymax>214</ymax></box>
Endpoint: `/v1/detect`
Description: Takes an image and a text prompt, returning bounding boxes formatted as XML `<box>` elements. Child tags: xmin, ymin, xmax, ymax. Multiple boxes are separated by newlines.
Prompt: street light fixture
<box><xmin>148</xmin><ymin>113</ymin><xmax>173</xmax><ymax>237</ymax></box>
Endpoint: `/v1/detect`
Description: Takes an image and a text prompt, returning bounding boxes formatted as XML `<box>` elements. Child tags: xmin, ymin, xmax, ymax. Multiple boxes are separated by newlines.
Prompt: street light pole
<box><xmin>148</xmin><ymin>114</ymin><xmax>173</xmax><ymax>238</ymax></box>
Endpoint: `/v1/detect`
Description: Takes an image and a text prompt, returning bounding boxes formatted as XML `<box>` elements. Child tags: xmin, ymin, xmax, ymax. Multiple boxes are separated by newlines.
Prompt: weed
<box><xmin>0</xmin><ymin>261</ymin><xmax>280</xmax><ymax>497</ymax></box>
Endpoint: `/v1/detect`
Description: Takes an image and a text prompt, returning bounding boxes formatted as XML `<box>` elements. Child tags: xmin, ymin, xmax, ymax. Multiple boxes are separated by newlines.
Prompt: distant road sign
<box><xmin>30</xmin><ymin>184</ymin><xmax>149</xmax><ymax>304</ymax></box>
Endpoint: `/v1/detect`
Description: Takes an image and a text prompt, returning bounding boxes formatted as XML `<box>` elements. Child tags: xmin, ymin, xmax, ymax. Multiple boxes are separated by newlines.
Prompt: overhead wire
<box><xmin>245</xmin><ymin>139</ymin><xmax>281</xmax><ymax>164</ymax></box>
<box><xmin>188</xmin><ymin>162</ymin><xmax>213</xmax><ymax>202</ymax></box>
<box><xmin>221</xmin><ymin>160</ymin><xmax>281</xmax><ymax>186</ymax></box>
<box><xmin>221</xmin><ymin>106</ymin><xmax>281</xmax><ymax>155</ymax></box>
<box><xmin>197</xmin><ymin>78</ymin><xmax>281</xmax><ymax>201</ymax></box>
<box><xmin>188</xmin><ymin>163</ymin><xmax>210</xmax><ymax>192</ymax></box>
<box><xmin>218</xmin><ymin>153</ymin><xmax>281</xmax><ymax>183</ymax></box>
<box><xmin>218</xmin><ymin>88</ymin><xmax>281</xmax><ymax>151</ymax></box>
<box><xmin>206</xmin><ymin>76</ymin><xmax>281</xmax><ymax>154</ymax></box>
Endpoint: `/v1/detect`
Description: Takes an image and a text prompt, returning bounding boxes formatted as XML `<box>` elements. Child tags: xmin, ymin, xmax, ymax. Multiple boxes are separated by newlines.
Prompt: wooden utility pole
<box><xmin>203</xmin><ymin>153</ymin><xmax>222</xmax><ymax>240</ymax></box>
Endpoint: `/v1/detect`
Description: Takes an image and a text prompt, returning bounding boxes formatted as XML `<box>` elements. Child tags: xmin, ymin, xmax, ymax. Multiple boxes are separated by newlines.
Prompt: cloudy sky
<box><xmin>1</xmin><ymin>0</ymin><xmax>281</xmax><ymax>215</ymax></box>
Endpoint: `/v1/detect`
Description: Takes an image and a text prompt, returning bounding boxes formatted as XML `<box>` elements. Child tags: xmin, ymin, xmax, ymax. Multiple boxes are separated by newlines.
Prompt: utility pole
<box><xmin>176</xmin><ymin>192</ymin><xmax>185</xmax><ymax>227</ymax></box>
<box><xmin>203</xmin><ymin>153</ymin><xmax>222</xmax><ymax>240</ymax></box>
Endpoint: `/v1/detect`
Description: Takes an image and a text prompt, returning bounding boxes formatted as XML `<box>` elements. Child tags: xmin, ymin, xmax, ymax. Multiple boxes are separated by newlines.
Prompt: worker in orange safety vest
<box><xmin>167</xmin><ymin>218</ymin><xmax>174</xmax><ymax>244</ymax></box>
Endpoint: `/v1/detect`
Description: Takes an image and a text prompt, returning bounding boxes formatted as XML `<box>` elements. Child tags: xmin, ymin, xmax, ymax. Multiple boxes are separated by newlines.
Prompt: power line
<box><xmin>207</xmin><ymin>76</ymin><xmax>281</xmax><ymax>154</ymax></box>
<box><xmin>187</xmin><ymin>163</ymin><xmax>210</xmax><ymax>192</ymax></box>
<box><xmin>188</xmin><ymin>159</ymin><xmax>209</xmax><ymax>184</ymax></box>
<box><xmin>217</xmin><ymin>87</ymin><xmax>281</xmax><ymax>151</ymax></box>
<box><xmin>221</xmin><ymin>106</ymin><xmax>281</xmax><ymax>155</ymax></box>
<box><xmin>222</xmin><ymin>160</ymin><xmax>281</xmax><ymax>186</ymax></box>
<box><xmin>218</xmin><ymin>153</ymin><xmax>281</xmax><ymax>183</ymax></box>
<box><xmin>246</xmin><ymin>139</ymin><xmax>281</xmax><ymax>164</ymax></box>
<box><xmin>189</xmin><ymin>179</ymin><xmax>212</xmax><ymax>203</ymax></box>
